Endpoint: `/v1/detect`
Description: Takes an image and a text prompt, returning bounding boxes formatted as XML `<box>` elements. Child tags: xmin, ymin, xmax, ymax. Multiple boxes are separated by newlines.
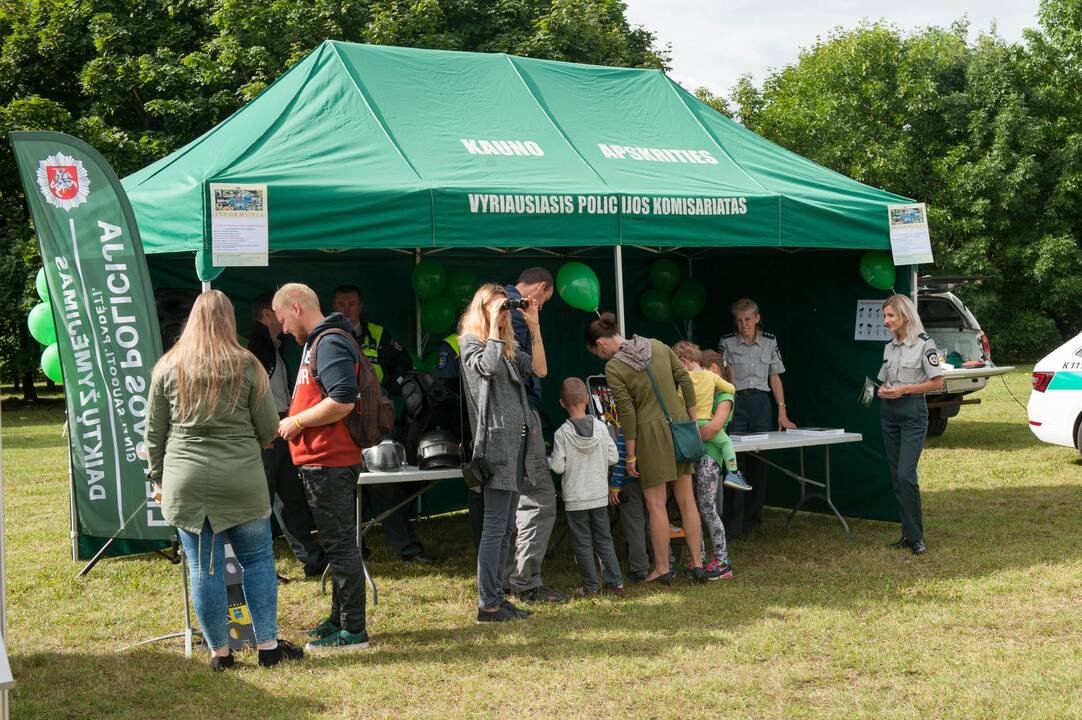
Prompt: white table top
<box><xmin>729</xmin><ymin>430</ymin><xmax>862</xmax><ymax>453</ymax></box>
<box><xmin>356</xmin><ymin>465</ymin><xmax>464</xmax><ymax>485</ymax></box>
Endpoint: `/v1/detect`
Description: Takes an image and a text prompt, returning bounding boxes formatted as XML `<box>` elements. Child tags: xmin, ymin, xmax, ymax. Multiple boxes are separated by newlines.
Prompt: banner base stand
<box><xmin>119</xmin><ymin>539</ymin><xmax>199</xmax><ymax>660</ymax></box>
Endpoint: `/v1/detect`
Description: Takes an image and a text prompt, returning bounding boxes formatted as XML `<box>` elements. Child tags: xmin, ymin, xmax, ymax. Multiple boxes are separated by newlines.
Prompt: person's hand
<box><xmin>608</xmin><ymin>487</ymin><xmax>621</xmax><ymax>506</ymax></box>
<box><xmin>485</xmin><ymin>297</ymin><xmax>505</xmax><ymax>330</ymax></box>
<box><xmin>778</xmin><ymin>412</ymin><xmax>797</xmax><ymax>431</ymax></box>
<box><xmin>151</xmin><ymin>482</ymin><xmax>162</xmax><ymax>504</ymax></box>
<box><xmin>877</xmin><ymin>383</ymin><xmax>904</xmax><ymax>400</ymax></box>
<box><xmin>278</xmin><ymin>415</ymin><xmax>303</xmax><ymax>441</ymax></box>
<box><xmin>625</xmin><ymin>456</ymin><xmax>640</xmax><ymax>478</ymax></box>
<box><xmin>522</xmin><ymin>294</ymin><xmax>542</xmax><ymax>328</ymax></box>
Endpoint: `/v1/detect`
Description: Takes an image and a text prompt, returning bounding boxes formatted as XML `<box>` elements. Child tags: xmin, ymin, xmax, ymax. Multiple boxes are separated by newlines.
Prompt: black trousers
<box><xmin>721</xmin><ymin>391</ymin><xmax>772</xmax><ymax>536</ymax></box>
<box><xmin>364</xmin><ymin>483</ymin><xmax>425</xmax><ymax>559</ymax></box>
<box><xmin>262</xmin><ymin>438</ymin><xmax>324</xmax><ymax>574</ymax></box>
<box><xmin>299</xmin><ymin>465</ymin><xmax>366</xmax><ymax>633</ymax></box>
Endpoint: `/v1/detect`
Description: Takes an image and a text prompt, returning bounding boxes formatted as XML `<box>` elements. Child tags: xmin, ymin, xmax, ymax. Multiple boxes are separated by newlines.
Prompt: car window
<box><xmin>919</xmin><ymin>297</ymin><xmax>966</xmax><ymax>328</ymax></box>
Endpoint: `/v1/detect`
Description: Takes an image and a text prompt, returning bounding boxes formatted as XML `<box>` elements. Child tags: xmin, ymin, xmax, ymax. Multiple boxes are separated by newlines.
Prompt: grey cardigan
<box><xmin>459</xmin><ymin>335</ymin><xmax>543</xmax><ymax>493</ymax></box>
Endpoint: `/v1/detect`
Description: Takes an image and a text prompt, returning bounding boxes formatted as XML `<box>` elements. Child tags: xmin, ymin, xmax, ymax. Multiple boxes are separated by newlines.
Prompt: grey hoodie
<box><xmin>548</xmin><ymin>417</ymin><xmax>618</xmax><ymax>512</ymax></box>
<box><xmin>613</xmin><ymin>335</ymin><xmax>653</xmax><ymax>371</ymax></box>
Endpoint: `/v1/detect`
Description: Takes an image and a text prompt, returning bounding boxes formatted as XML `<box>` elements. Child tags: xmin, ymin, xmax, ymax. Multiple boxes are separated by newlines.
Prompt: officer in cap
<box><xmin>719</xmin><ymin>297</ymin><xmax>795</xmax><ymax>538</ymax></box>
<box><xmin>877</xmin><ymin>294</ymin><xmax>943</xmax><ymax>556</ymax></box>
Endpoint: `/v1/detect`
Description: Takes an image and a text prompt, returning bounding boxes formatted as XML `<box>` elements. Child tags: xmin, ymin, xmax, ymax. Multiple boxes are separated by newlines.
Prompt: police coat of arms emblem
<box><xmin>36</xmin><ymin>152</ymin><xmax>90</xmax><ymax>211</ymax></box>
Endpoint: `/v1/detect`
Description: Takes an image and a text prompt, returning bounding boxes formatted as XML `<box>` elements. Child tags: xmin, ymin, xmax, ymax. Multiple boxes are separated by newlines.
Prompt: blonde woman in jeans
<box><xmin>146</xmin><ymin>291</ymin><xmax>304</xmax><ymax>670</ymax></box>
<box><xmin>459</xmin><ymin>283</ymin><xmax>548</xmax><ymax>622</ymax></box>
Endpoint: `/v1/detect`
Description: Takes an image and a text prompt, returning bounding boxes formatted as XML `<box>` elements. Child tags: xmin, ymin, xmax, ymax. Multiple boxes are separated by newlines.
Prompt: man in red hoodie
<box><xmin>273</xmin><ymin>283</ymin><xmax>369</xmax><ymax>653</ymax></box>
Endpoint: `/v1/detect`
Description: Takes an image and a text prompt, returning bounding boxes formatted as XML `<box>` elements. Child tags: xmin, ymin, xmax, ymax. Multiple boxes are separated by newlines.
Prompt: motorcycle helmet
<box><xmin>362</xmin><ymin>440</ymin><xmax>407</xmax><ymax>472</ymax></box>
<box><xmin>417</xmin><ymin>428</ymin><xmax>462</xmax><ymax>470</ymax></box>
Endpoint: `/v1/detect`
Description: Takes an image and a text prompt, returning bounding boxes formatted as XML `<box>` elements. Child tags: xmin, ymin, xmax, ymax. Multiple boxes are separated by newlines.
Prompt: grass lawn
<box><xmin>2</xmin><ymin>367</ymin><xmax>1081</xmax><ymax>719</ymax></box>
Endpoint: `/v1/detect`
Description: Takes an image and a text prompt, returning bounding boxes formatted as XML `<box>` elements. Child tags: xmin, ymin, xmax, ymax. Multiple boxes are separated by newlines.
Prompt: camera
<box><xmin>503</xmin><ymin>297</ymin><xmax>529</xmax><ymax>310</ymax></box>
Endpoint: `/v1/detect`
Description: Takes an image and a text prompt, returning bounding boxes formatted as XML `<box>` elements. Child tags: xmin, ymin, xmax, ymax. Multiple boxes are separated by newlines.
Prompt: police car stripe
<box><xmin>1047</xmin><ymin>371</ymin><xmax>1082</xmax><ymax>391</ymax></box>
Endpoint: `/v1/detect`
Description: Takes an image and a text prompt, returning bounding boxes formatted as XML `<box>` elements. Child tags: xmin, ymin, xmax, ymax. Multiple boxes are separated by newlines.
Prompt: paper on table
<box><xmin>730</xmin><ymin>433</ymin><xmax>769</xmax><ymax>442</ymax></box>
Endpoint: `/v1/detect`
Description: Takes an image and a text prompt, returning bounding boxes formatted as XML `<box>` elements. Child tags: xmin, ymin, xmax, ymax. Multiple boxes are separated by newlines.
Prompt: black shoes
<box><xmin>401</xmin><ymin>553</ymin><xmax>436</xmax><ymax>565</ymax></box>
<box><xmin>500</xmin><ymin>599</ymin><xmax>533</xmax><ymax>618</ymax></box>
<box><xmin>209</xmin><ymin>653</ymin><xmax>234</xmax><ymax>672</ymax></box>
<box><xmin>685</xmin><ymin>566</ymin><xmax>708</xmax><ymax>584</ymax></box>
<box><xmin>258</xmin><ymin>639</ymin><xmax>305</xmax><ymax>667</ymax></box>
<box><xmin>645</xmin><ymin>571</ymin><xmax>674</xmax><ymax>586</ymax></box>
<box><xmin>887</xmin><ymin>537</ymin><xmax>927</xmax><ymax>555</ymax></box>
<box><xmin>477</xmin><ymin>604</ymin><xmax>522</xmax><ymax>623</ymax></box>
<box><xmin>518</xmin><ymin>585</ymin><xmax>569</xmax><ymax>604</ymax></box>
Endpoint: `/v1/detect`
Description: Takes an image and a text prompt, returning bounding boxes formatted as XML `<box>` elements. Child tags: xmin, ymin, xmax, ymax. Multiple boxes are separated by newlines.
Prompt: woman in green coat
<box><xmin>586</xmin><ymin>313</ymin><xmax>705</xmax><ymax>584</ymax></box>
<box><xmin>146</xmin><ymin>290</ymin><xmax>303</xmax><ymax>671</ymax></box>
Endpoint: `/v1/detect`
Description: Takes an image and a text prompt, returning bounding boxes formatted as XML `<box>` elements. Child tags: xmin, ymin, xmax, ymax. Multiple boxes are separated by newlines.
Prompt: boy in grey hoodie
<box><xmin>549</xmin><ymin>378</ymin><xmax>624</xmax><ymax>597</ymax></box>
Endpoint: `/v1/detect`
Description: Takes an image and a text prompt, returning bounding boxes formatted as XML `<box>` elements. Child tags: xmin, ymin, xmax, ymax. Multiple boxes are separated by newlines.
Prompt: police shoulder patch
<box><xmin>926</xmin><ymin>349</ymin><xmax>940</xmax><ymax>366</ymax></box>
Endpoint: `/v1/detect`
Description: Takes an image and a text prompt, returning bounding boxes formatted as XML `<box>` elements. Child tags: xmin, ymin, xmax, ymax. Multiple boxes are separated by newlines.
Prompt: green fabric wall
<box><xmin>147</xmin><ymin>248</ymin><xmax>908</xmax><ymax>524</ymax></box>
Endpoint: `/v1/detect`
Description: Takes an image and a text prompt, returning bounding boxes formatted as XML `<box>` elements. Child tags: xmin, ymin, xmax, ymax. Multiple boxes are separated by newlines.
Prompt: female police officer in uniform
<box><xmin>719</xmin><ymin>298</ymin><xmax>795</xmax><ymax>537</ymax></box>
<box><xmin>877</xmin><ymin>294</ymin><xmax>944</xmax><ymax>555</ymax></box>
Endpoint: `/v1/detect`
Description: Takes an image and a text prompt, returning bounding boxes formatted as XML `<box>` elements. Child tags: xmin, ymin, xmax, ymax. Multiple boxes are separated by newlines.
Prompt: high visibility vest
<box><xmin>358</xmin><ymin>322</ymin><xmax>384</xmax><ymax>382</ymax></box>
<box><xmin>443</xmin><ymin>333</ymin><xmax>459</xmax><ymax>356</ymax></box>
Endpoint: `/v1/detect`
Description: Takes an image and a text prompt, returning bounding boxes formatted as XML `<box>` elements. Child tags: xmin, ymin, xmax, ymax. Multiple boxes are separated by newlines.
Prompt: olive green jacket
<box><xmin>146</xmin><ymin>361</ymin><xmax>278</xmax><ymax>534</ymax></box>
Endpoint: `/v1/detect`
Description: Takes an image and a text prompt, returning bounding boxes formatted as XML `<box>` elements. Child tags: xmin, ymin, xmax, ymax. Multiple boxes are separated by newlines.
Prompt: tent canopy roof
<box><xmin>124</xmin><ymin>40</ymin><xmax>913</xmax><ymax>254</ymax></box>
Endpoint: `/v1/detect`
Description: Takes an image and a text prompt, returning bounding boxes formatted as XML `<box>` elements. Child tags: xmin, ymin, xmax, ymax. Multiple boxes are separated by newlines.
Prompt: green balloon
<box><xmin>35</xmin><ymin>267</ymin><xmax>49</xmax><ymax>301</ymax></box>
<box><xmin>650</xmin><ymin>258</ymin><xmax>681</xmax><ymax>291</ymax></box>
<box><xmin>672</xmin><ymin>278</ymin><xmax>707</xmax><ymax>320</ymax></box>
<box><xmin>421</xmin><ymin>295</ymin><xmax>456</xmax><ymax>335</ymax></box>
<box><xmin>860</xmin><ymin>251</ymin><xmax>896</xmax><ymax>290</ymax></box>
<box><xmin>445</xmin><ymin>270</ymin><xmax>477</xmax><ymax>308</ymax></box>
<box><xmin>411</xmin><ymin>260</ymin><xmax>447</xmax><ymax>299</ymax></box>
<box><xmin>640</xmin><ymin>287</ymin><xmax>672</xmax><ymax>323</ymax></box>
<box><xmin>556</xmin><ymin>262</ymin><xmax>600</xmax><ymax>312</ymax></box>
<box><xmin>41</xmin><ymin>343</ymin><xmax>63</xmax><ymax>384</ymax></box>
<box><xmin>28</xmin><ymin>302</ymin><xmax>57</xmax><ymax>345</ymax></box>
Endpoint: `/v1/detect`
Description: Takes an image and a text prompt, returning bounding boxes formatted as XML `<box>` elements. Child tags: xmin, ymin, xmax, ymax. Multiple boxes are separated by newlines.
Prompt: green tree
<box><xmin>0</xmin><ymin>0</ymin><xmax>666</xmax><ymax>397</ymax></box>
<box><xmin>728</xmin><ymin>19</ymin><xmax>1076</xmax><ymax>360</ymax></box>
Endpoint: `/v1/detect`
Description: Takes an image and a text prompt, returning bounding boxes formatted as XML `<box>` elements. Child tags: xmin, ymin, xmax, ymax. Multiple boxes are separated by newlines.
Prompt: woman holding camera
<box><xmin>146</xmin><ymin>291</ymin><xmax>303</xmax><ymax>670</ymax></box>
<box><xmin>459</xmin><ymin>283</ymin><xmax>547</xmax><ymax>622</ymax></box>
<box><xmin>585</xmin><ymin>313</ymin><xmax>705</xmax><ymax>584</ymax></box>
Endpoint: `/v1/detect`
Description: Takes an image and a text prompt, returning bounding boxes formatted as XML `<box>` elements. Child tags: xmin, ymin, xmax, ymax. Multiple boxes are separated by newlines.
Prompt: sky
<box><xmin>624</xmin><ymin>0</ymin><xmax>1042</xmax><ymax>96</ymax></box>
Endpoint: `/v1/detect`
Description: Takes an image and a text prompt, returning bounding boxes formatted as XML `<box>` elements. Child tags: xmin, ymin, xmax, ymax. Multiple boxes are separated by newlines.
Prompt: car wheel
<box><xmin>1076</xmin><ymin>420</ymin><xmax>1082</xmax><ymax>459</ymax></box>
<box><xmin>926</xmin><ymin>408</ymin><xmax>948</xmax><ymax>438</ymax></box>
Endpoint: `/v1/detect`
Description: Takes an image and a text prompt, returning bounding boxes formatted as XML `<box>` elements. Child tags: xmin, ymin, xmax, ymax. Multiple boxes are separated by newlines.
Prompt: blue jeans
<box><xmin>177</xmin><ymin>517</ymin><xmax>278</xmax><ymax>650</ymax></box>
<box><xmin>477</xmin><ymin>487</ymin><xmax>519</xmax><ymax>609</ymax></box>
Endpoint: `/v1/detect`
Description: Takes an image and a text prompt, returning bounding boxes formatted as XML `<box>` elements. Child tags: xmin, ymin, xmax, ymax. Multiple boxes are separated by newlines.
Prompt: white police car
<box><xmin>1027</xmin><ymin>331</ymin><xmax>1082</xmax><ymax>453</ymax></box>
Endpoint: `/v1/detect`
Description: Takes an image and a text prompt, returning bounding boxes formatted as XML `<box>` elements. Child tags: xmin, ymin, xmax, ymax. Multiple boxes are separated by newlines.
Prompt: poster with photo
<box><xmin>887</xmin><ymin>202</ymin><xmax>933</xmax><ymax>265</ymax></box>
<box><xmin>210</xmin><ymin>183</ymin><xmax>268</xmax><ymax>266</ymax></box>
<box><xmin>855</xmin><ymin>299</ymin><xmax>892</xmax><ymax>342</ymax></box>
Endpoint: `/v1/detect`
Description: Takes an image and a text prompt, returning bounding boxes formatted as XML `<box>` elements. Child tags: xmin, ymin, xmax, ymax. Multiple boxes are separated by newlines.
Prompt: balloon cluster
<box><xmin>640</xmin><ymin>258</ymin><xmax>706</xmax><ymax>323</ymax></box>
<box><xmin>411</xmin><ymin>259</ymin><xmax>474</xmax><ymax>338</ymax></box>
<box><xmin>27</xmin><ymin>267</ymin><xmax>63</xmax><ymax>384</ymax></box>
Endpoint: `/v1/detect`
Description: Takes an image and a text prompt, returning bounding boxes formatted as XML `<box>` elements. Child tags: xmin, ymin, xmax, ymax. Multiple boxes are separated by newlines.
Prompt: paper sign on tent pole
<box><xmin>888</xmin><ymin>203</ymin><xmax>934</xmax><ymax>265</ymax></box>
<box><xmin>209</xmin><ymin>183</ymin><xmax>268</xmax><ymax>267</ymax></box>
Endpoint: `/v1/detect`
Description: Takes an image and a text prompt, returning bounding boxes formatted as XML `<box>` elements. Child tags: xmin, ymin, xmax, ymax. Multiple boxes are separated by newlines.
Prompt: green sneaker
<box><xmin>304</xmin><ymin>628</ymin><xmax>370</xmax><ymax>653</ymax></box>
<box><xmin>306</xmin><ymin>618</ymin><xmax>340</xmax><ymax>640</ymax></box>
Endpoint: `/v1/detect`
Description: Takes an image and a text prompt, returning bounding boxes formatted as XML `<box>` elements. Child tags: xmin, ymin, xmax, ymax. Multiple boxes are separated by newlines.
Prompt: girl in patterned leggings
<box><xmin>674</xmin><ymin>343</ymin><xmax>745</xmax><ymax>580</ymax></box>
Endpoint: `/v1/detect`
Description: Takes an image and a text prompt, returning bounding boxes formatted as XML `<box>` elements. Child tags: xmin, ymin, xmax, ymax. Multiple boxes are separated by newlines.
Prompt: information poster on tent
<box><xmin>210</xmin><ymin>183</ymin><xmax>268</xmax><ymax>266</ymax></box>
<box><xmin>887</xmin><ymin>203</ymin><xmax>933</xmax><ymax>265</ymax></box>
<box><xmin>855</xmin><ymin>300</ymin><xmax>891</xmax><ymax>342</ymax></box>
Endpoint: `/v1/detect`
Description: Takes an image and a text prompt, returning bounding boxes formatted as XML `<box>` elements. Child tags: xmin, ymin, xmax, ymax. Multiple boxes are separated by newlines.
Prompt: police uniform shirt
<box><xmin>878</xmin><ymin>332</ymin><xmax>944</xmax><ymax>387</ymax></box>
<box><xmin>719</xmin><ymin>331</ymin><xmax>786</xmax><ymax>392</ymax></box>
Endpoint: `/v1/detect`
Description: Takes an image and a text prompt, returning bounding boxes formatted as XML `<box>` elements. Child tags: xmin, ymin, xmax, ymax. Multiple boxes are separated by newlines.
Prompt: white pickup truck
<box><xmin>917</xmin><ymin>278</ymin><xmax>1014</xmax><ymax>436</ymax></box>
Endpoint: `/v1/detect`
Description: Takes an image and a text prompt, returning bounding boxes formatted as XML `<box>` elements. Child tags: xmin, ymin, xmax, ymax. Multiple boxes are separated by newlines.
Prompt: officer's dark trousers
<box><xmin>722</xmin><ymin>390</ymin><xmax>772</xmax><ymax>536</ymax></box>
<box><xmin>880</xmin><ymin>396</ymin><xmax>927</xmax><ymax>543</ymax></box>
<box><xmin>365</xmin><ymin>484</ymin><xmax>425</xmax><ymax>559</ymax></box>
<box><xmin>299</xmin><ymin>465</ymin><xmax>366</xmax><ymax>633</ymax></box>
<box><xmin>262</xmin><ymin>437</ymin><xmax>325</xmax><ymax>575</ymax></box>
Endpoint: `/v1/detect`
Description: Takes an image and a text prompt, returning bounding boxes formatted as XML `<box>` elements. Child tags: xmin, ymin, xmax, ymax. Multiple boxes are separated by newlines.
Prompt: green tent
<box><xmin>124</xmin><ymin>40</ymin><xmax>918</xmax><ymax>529</ymax></box>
